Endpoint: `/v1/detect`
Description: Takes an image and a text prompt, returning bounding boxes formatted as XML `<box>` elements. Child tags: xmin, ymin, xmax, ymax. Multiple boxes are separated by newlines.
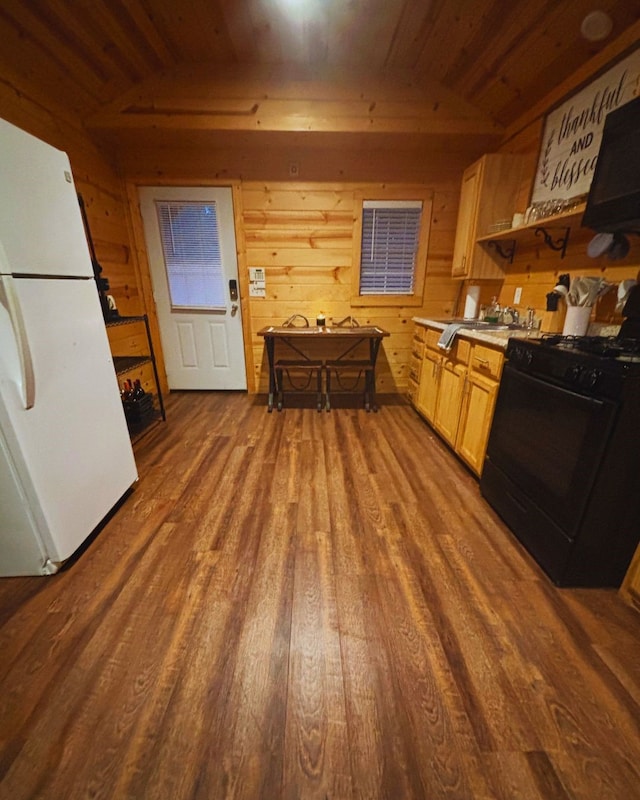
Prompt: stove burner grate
<box><xmin>539</xmin><ymin>334</ymin><xmax>640</xmax><ymax>359</ymax></box>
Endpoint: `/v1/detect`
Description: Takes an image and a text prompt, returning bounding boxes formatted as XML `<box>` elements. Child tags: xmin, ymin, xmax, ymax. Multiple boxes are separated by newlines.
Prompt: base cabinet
<box><xmin>435</xmin><ymin>359</ymin><xmax>467</xmax><ymax>446</ymax></box>
<box><xmin>412</xmin><ymin>323</ymin><xmax>504</xmax><ymax>476</ymax></box>
<box><xmin>407</xmin><ymin>325</ymin><xmax>425</xmax><ymax>406</ymax></box>
<box><xmin>457</xmin><ymin>372</ymin><xmax>499</xmax><ymax>474</ymax></box>
<box><xmin>416</xmin><ymin>348</ymin><xmax>439</xmax><ymax>424</ymax></box>
<box><xmin>621</xmin><ymin>544</ymin><xmax>640</xmax><ymax>611</ymax></box>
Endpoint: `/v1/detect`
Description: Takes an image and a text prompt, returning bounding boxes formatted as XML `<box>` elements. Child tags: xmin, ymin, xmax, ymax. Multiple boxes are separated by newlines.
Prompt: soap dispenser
<box><xmin>485</xmin><ymin>296</ymin><xmax>501</xmax><ymax>323</ymax></box>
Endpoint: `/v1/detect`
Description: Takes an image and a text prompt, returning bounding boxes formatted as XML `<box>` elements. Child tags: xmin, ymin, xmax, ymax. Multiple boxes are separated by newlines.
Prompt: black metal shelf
<box><xmin>107</xmin><ymin>314</ymin><xmax>166</xmax><ymax>441</ymax></box>
<box><xmin>112</xmin><ymin>355</ymin><xmax>153</xmax><ymax>375</ymax></box>
<box><xmin>106</xmin><ymin>314</ymin><xmax>147</xmax><ymax>327</ymax></box>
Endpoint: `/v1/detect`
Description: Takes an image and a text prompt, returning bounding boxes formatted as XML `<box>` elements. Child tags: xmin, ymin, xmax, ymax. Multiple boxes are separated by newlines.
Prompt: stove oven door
<box><xmin>482</xmin><ymin>364</ymin><xmax>618</xmax><ymax>541</ymax></box>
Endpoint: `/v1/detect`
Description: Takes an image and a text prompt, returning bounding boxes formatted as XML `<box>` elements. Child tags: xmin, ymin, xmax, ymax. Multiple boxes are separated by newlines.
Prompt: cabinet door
<box><xmin>416</xmin><ymin>349</ymin><xmax>440</xmax><ymax>423</ymax></box>
<box><xmin>451</xmin><ymin>154</ymin><xmax>523</xmax><ymax>280</ymax></box>
<box><xmin>435</xmin><ymin>360</ymin><xmax>466</xmax><ymax>446</ymax></box>
<box><xmin>451</xmin><ymin>161</ymin><xmax>481</xmax><ymax>278</ymax></box>
<box><xmin>456</xmin><ymin>371</ymin><xmax>499</xmax><ymax>475</ymax></box>
<box><xmin>621</xmin><ymin>543</ymin><xmax>640</xmax><ymax>611</ymax></box>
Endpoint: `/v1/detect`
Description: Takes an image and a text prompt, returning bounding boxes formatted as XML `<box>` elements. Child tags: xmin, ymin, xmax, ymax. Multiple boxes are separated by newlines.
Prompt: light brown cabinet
<box><xmin>435</xmin><ymin>357</ymin><xmax>467</xmax><ymax>445</ymax></box>
<box><xmin>621</xmin><ymin>544</ymin><xmax>640</xmax><ymax>612</ymax></box>
<box><xmin>416</xmin><ymin>328</ymin><xmax>470</xmax><ymax>447</ymax></box>
<box><xmin>451</xmin><ymin>154</ymin><xmax>524</xmax><ymax>280</ymax></box>
<box><xmin>407</xmin><ymin>325</ymin><xmax>425</xmax><ymax>406</ymax></box>
<box><xmin>412</xmin><ymin>323</ymin><xmax>504</xmax><ymax>476</ymax></box>
<box><xmin>416</xmin><ymin>345</ymin><xmax>439</xmax><ymax>423</ymax></box>
<box><xmin>456</xmin><ymin>372</ymin><xmax>499</xmax><ymax>474</ymax></box>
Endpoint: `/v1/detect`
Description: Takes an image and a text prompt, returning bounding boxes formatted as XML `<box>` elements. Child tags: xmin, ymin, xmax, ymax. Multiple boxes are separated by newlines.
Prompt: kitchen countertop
<box><xmin>412</xmin><ymin>317</ymin><xmax>542</xmax><ymax>349</ymax></box>
<box><xmin>412</xmin><ymin>317</ymin><xmax>622</xmax><ymax>349</ymax></box>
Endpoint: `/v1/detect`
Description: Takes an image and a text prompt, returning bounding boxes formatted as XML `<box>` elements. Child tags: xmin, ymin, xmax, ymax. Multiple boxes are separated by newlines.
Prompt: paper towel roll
<box><xmin>463</xmin><ymin>285</ymin><xmax>481</xmax><ymax>319</ymax></box>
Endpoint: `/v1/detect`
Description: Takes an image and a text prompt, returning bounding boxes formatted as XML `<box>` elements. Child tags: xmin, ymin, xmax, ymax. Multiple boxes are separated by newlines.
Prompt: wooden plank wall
<box><xmin>3</xmin><ymin>24</ymin><xmax>639</xmax><ymax>399</ymax></box>
<box><xmin>0</xmin><ymin>85</ymin><xmax>142</xmax><ymax>318</ymax></box>
<box><xmin>495</xmin><ymin>79</ymin><xmax>640</xmax><ymax>326</ymax></box>
<box><xmin>0</xmin><ymin>72</ymin><xmax>169</xmax><ymax>396</ymax></box>
<box><xmin>241</xmin><ymin>181</ymin><xmax>461</xmax><ymax>393</ymax></box>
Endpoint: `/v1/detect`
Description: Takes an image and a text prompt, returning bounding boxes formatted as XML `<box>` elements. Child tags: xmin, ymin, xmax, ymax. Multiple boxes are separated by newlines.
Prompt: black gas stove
<box><xmin>481</xmin><ymin>334</ymin><xmax>640</xmax><ymax>587</ymax></box>
<box><xmin>505</xmin><ymin>335</ymin><xmax>640</xmax><ymax>401</ymax></box>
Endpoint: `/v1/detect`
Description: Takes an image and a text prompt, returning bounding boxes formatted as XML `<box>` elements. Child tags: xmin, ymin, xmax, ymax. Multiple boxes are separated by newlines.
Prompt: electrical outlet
<box><xmin>514</xmin><ymin>287</ymin><xmax>522</xmax><ymax>304</ymax></box>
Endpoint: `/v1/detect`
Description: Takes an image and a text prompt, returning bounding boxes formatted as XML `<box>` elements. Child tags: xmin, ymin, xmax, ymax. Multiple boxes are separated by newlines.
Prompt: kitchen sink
<box><xmin>436</xmin><ymin>319</ymin><xmax>526</xmax><ymax>331</ymax></box>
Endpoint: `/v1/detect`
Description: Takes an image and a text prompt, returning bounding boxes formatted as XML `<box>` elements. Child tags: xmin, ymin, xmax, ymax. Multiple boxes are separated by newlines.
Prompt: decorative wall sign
<box><xmin>532</xmin><ymin>45</ymin><xmax>640</xmax><ymax>206</ymax></box>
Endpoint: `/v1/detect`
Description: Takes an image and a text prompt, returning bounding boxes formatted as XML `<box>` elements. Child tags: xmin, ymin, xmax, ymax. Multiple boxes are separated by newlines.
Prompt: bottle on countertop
<box><xmin>484</xmin><ymin>296</ymin><xmax>501</xmax><ymax>323</ymax></box>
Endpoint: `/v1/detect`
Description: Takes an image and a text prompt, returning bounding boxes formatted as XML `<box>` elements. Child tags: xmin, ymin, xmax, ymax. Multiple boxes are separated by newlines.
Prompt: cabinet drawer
<box><xmin>453</xmin><ymin>338</ymin><xmax>471</xmax><ymax>365</ymax></box>
<box><xmin>413</xmin><ymin>324</ymin><xmax>426</xmax><ymax>344</ymax></box>
<box><xmin>471</xmin><ymin>343</ymin><xmax>503</xmax><ymax>380</ymax></box>
<box><xmin>411</xmin><ymin>340</ymin><xmax>424</xmax><ymax>360</ymax></box>
<box><xmin>424</xmin><ymin>328</ymin><xmax>441</xmax><ymax>351</ymax></box>
<box><xmin>425</xmin><ymin>328</ymin><xmax>470</xmax><ymax>364</ymax></box>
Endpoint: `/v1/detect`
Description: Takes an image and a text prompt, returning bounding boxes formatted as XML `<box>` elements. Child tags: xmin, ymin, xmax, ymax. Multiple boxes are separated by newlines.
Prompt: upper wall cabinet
<box><xmin>452</xmin><ymin>154</ymin><xmax>524</xmax><ymax>280</ymax></box>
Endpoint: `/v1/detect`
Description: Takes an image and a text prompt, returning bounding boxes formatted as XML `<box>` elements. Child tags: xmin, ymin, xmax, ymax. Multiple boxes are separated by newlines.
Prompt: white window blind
<box><xmin>359</xmin><ymin>200</ymin><xmax>423</xmax><ymax>295</ymax></box>
<box><xmin>156</xmin><ymin>200</ymin><xmax>225</xmax><ymax>309</ymax></box>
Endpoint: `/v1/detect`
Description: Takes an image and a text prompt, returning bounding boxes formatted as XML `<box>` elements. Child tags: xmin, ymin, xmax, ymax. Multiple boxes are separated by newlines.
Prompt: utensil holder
<box><xmin>562</xmin><ymin>305</ymin><xmax>592</xmax><ymax>336</ymax></box>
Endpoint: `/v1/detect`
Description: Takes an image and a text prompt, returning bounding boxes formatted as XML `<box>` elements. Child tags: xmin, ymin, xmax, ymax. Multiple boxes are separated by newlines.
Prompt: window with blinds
<box><xmin>359</xmin><ymin>200</ymin><xmax>423</xmax><ymax>295</ymax></box>
<box><xmin>155</xmin><ymin>200</ymin><xmax>225</xmax><ymax>310</ymax></box>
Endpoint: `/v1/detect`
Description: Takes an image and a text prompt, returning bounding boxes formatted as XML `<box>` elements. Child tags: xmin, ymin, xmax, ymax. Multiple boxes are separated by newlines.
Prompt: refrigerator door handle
<box><xmin>0</xmin><ymin>275</ymin><xmax>35</xmax><ymax>409</ymax></box>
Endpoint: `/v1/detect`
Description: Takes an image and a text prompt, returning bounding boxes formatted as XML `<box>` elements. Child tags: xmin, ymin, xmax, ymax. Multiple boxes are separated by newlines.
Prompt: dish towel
<box><xmin>437</xmin><ymin>324</ymin><xmax>463</xmax><ymax>351</ymax></box>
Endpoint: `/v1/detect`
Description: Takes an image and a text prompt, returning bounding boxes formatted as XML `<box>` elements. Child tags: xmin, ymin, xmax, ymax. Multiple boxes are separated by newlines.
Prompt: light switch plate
<box><xmin>514</xmin><ymin>287</ymin><xmax>522</xmax><ymax>304</ymax></box>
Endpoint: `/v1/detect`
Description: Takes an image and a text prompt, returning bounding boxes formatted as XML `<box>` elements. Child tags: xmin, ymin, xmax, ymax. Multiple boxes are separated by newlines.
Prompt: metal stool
<box><xmin>274</xmin><ymin>359</ymin><xmax>324</xmax><ymax>412</ymax></box>
<box><xmin>324</xmin><ymin>360</ymin><xmax>375</xmax><ymax>411</ymax></box>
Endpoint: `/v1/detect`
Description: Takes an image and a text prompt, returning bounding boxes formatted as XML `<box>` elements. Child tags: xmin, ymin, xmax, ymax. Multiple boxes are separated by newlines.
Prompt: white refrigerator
<box><xmin>0</xmin><ymin>117</ymin><xmax>138</xmax><ymax>576</ymax></box>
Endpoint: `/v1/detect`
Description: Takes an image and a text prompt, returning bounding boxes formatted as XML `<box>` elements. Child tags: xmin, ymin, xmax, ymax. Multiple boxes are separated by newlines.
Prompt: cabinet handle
<box><xmin>474</xmin><ymin>357</ymin><xmax>490</xmax><ymax>368</ymax></box>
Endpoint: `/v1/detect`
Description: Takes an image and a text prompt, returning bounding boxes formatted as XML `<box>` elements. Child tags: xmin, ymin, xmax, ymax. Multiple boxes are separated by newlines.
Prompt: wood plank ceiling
<box><xmin>0</xmin><ymin>0</ymin><xmax>639</xmax><ymax>155</ymax></box>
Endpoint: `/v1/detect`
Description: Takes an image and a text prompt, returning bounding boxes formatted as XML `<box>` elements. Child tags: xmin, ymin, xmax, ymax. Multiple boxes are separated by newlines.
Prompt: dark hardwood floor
<box><xmin>1</xmin><ymin>391</ymin><xmax>639</xmax><ymax>799</ymax></box>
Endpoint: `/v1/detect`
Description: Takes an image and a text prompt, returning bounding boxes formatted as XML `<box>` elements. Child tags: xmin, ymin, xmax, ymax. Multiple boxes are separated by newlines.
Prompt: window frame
<box><xmin>351</xmin><ymin>189</ymin><xmax>433</xmax><ymax>307</ymax></box>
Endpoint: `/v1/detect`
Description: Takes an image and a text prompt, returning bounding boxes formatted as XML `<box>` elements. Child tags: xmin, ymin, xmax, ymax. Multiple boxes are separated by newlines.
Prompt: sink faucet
<box><xmin>500</xmin><ymin>306</ymin><xmax>519</xmax><ymax>325</ymax></box>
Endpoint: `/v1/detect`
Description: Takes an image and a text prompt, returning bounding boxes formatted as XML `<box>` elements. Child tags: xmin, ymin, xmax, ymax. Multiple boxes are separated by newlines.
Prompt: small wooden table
<box><xmin>257</xmin><ymin>325</ymin><xmax>390</xmax><ymax>412</ymax></box>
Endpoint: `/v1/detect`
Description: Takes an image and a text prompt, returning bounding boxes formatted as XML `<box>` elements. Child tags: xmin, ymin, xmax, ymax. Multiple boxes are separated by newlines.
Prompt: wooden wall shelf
<box><xmin>477</xmin><ymin>203</ymin><xmax>586</xmax><ymax>261</ymax></box>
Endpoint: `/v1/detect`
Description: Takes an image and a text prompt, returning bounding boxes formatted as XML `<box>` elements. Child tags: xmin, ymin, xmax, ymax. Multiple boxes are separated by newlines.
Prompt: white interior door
<box><xmin>138</xmin><ymin>186</ymin><xmax>247</xmax><ymax>390</ymax></box>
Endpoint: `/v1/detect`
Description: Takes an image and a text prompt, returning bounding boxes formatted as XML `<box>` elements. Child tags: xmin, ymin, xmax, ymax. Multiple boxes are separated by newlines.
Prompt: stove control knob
<box><xmin>510</xmin><ymin>345</ymin><xmax>532</xmax><ymax>366</ymax></box>
<box><xmin>566</xmin><ymin>365</ymin><xmax>582</xmax><ymax>384</ymax></box>
<box><xmin>581</xmin><ymin>368</ymin><xmax>602</xmax><ymax>389</ymax></box>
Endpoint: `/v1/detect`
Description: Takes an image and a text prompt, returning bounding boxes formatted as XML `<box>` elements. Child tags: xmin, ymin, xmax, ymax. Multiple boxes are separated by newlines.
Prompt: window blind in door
<box><xmin>156</xmin><ymin>201</ymin><xmax>225</xmax><ymax>310</ymax></box>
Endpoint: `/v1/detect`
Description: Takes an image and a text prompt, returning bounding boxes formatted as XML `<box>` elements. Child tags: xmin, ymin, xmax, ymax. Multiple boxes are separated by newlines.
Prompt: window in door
<box><xmin>156</xmin><ymin>200</ymin><xmax>225</xmax><ymax>310</ymax></box>
<box><xmin>351</xmin><ymin>192</ymin><xmax>432</xmax><ymax>307</ymax></box>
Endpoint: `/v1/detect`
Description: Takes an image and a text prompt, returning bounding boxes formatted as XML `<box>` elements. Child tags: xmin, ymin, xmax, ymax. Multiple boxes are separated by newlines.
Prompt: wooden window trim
<box><xmin>351</xmin><ymin>188</ymin><xmax>433</xmax><ymax>307</ymax></box>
